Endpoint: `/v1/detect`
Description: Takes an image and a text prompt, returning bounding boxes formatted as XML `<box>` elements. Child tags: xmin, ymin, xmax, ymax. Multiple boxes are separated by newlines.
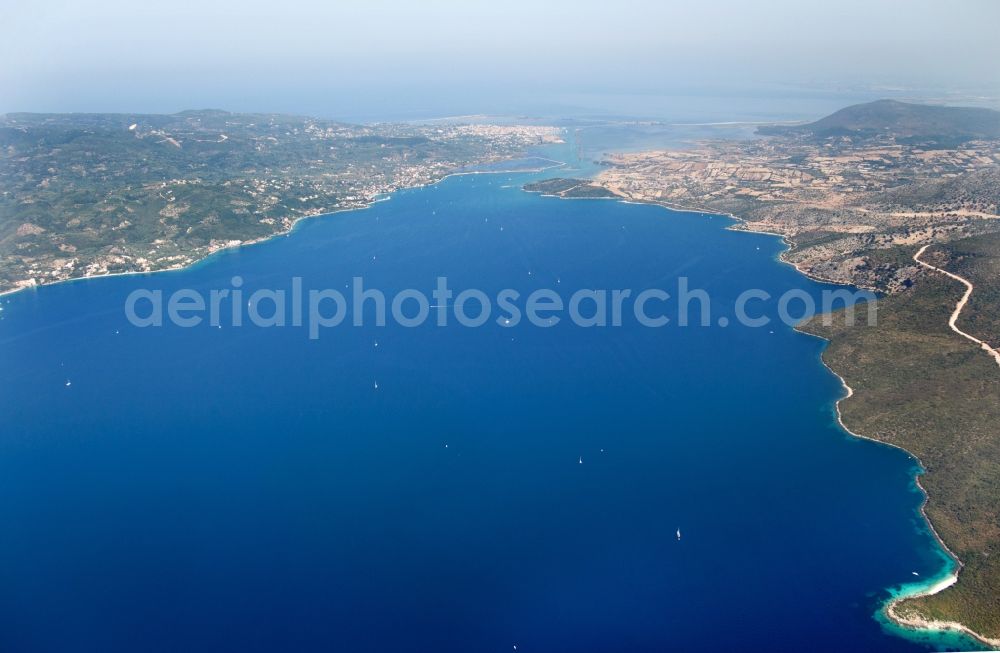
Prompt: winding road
<box><xmin>914</xmin><ymin>244</ymin><xmax>1000</xmax><ymax>368</ymax></box>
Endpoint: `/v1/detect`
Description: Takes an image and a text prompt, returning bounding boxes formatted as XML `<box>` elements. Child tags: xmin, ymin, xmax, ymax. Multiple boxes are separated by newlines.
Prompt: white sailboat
<box><xmin>676</xmin><ymin>528</ymin><xmax>682</xmax><ymax>541</ymax></box>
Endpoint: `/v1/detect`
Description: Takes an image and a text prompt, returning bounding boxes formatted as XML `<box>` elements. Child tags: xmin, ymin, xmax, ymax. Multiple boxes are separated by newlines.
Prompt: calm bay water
<box><xmin>0</xmin><ymin>167</ymin><xmax>979</xmax><ymax>651</ymax></box>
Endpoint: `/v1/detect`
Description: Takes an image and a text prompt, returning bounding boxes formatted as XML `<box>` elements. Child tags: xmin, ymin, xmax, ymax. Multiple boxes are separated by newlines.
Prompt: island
<box><xmin>5</xmin><ymin>100</ymin><xmax>999</xmax><ymax>645</ymax></box>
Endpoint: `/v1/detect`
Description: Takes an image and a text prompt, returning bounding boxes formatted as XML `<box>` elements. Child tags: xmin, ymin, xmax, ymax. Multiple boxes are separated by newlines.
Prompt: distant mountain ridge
<box><xmin>758</xmin><ymin>99</ymin><xmax>1000</xmax><ymax>145</ymax></box>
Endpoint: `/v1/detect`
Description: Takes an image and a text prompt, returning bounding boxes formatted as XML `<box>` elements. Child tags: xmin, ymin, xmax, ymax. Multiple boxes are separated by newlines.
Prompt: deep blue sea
<box><xmin>0</xmin><ymin>160</ymin><xmax>982</xmax><ymax>651</ymax></box>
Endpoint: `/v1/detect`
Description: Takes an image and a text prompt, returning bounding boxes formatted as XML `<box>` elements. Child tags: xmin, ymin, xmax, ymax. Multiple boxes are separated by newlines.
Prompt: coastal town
<box><xmin>0</xmin><ymin>111</ymin><xmax>561</xmax><ymax>294</ymax></box>
<box><xmin>535</xmin><ymin>107</ymin><xmax>1000</xmax><ymax>293</ymax></box>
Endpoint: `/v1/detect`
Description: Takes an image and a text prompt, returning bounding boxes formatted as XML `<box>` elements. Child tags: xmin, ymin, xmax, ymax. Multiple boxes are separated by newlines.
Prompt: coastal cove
<box><xmin>0</xmin><ymin>165</ymin><xmax>985</xmax><ymax>651</ymax></box>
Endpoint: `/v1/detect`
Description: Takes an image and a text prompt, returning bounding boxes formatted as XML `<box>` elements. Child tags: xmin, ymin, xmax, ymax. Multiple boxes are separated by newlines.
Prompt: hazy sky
<box><xmin>2</xmin><ymin>0</ymin><xmax>999</xmax><ymax>119</ymax></box>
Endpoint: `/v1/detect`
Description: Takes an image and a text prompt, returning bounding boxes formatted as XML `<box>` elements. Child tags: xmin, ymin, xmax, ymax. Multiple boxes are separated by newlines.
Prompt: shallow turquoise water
<box><xmin>0</xmin><ymin>166</ymin><xmax>982</xmax><ymax>651</ymax></box>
